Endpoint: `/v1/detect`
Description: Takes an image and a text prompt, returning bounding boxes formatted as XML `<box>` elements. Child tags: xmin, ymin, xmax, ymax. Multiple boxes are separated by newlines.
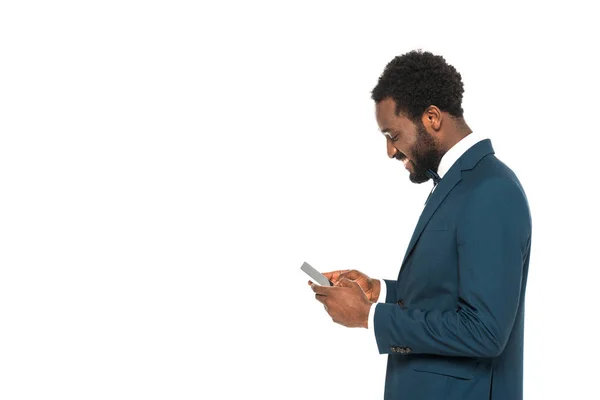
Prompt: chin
<box><xmin>409</xmin><ymin>172</ymin><xmax>430</xmax><ymax>184</ymax></box>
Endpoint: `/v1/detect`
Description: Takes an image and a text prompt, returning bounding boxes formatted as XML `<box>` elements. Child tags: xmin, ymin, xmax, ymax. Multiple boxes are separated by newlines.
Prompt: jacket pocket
<box><xmin>412</xmin><ymin>357</ymin><xmax>476</xmax><ymax>380</ymax></box>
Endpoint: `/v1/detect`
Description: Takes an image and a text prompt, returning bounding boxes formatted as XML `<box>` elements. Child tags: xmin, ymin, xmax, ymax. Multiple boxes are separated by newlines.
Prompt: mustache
<box><xmin>395</xmin><ymin>152</ymin><xmax>408</xmax><ymax>161</ymax></box>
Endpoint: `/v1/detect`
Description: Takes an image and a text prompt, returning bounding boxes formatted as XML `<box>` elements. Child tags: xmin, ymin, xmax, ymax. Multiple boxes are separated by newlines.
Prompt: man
<box><xmin>309</xmin><ymin>50</ymin><xmax>532</xmax><ymax>400</ymax></box>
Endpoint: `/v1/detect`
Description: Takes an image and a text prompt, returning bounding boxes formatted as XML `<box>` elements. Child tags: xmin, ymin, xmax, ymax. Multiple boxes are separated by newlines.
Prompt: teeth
<box><xmin>403</xmin><ymin>158</ymin><xmax>410</xmax><ymax>166</ymax></box>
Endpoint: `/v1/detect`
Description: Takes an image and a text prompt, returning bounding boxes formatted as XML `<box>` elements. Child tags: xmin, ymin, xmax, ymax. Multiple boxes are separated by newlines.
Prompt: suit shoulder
<box><xmin>470</xmin><ymin>154</ymin><xmax>527</xmax><ymax>195</ymax></box>
<box><xmin>462</xmin><ymin>166</ymin><xmax>532</xmax><ymax>230</ymax></box>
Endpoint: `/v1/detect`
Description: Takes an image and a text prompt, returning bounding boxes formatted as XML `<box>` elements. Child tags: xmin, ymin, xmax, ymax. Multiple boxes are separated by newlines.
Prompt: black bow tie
<box><xmin>424</xmin><ymin>169</ymin><xmax>441</xmax><ymax>205</ymax></box>
<box><xmin>426</xmin><ymin>169</ymin><xmax>442</xmax><ymax>186</ymax></box>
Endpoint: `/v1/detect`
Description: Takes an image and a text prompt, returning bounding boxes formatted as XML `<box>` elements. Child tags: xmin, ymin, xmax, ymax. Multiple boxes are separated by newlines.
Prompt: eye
<box><xmin>390</xmin><ymin>134</ymin><xmax>399</xmax><ymax>142</ymax></box>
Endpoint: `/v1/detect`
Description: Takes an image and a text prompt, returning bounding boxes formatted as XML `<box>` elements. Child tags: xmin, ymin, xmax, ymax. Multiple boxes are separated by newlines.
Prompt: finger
<box><xmin>307</xmin><ymin>280</ymin><xmax>313</xmax><ymax>286</ymax></box>
<box><xmin>337</xmin><ymin>278</ymin><xmax>359</xmax><ymax>289</ymax></box>
<box><xmin>310</xmin><ymin>283</ymin><xmax>332</xmax><ymax>295</ymax></box>
<box><xmin>322</xmin><ymin>270</ymin><xmax>350</xmax><ymax>283</ymax></box>
<box><xmin>338</xmin><ymin>270</ymin><xmax>362</xmax><ymax>280</ymax></box>
<box><xmin>338</xmin><ymin>278</ymin><xmax>368</xmax><ymax>299</ymax></box>
<box><xmin>314</xmin><ymin>293</ymin><xmax>326</xmax><ymax>304</ymax></box>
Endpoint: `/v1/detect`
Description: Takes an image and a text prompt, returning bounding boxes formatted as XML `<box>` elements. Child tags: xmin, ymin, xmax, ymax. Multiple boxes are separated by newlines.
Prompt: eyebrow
<box><xmin>380</xmin><ymin>128</ymin><xmax>392</xmax><ymax>138</ymax></box>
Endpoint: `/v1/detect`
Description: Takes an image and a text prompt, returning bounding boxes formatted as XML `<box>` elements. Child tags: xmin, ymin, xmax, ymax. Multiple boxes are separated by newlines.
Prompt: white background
<box><xmin>1</xmin><ymin>1</ymin><xmax>599</xmax><ymax>399</ymax></box>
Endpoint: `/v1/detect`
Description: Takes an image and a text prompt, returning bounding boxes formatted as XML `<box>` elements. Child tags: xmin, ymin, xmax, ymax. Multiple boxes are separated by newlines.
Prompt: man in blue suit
<box><xmin>310</xmin><ymin>50</ymin><xmax>532</xmax><ymax>399</ymax></box>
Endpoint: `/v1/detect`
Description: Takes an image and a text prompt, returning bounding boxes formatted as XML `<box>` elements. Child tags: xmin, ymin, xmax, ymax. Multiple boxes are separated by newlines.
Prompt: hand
<box><xmin>321</xmin><ymin>269</ymin><xmax>382</xmax><ymax>303</ymax></box>
<box><xmin>310</xmin><ymin>278</ymin><xmax>371</xmax><ymax>328</ymax></box>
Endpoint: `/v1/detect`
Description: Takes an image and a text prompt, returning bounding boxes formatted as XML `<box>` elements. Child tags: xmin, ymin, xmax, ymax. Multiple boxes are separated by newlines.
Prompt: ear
<box><xmin>421</xmin><ymin>105</ymin><xmax>442</xmax><ymax>131</ymax></box>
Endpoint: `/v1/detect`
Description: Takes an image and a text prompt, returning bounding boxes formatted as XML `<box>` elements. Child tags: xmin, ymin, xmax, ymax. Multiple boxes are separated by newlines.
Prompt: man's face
<box><xmin>375</xmin><ymin>98</ymin><xmax>443</xmax><ymax>183</ymax></box>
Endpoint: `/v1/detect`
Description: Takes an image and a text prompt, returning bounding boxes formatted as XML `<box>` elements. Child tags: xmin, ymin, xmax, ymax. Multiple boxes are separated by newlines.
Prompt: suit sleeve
<box><xmin>382</xmin><ymin>279</ymin><xmax>397</xmax><ymax>303</ymax></box>
<box><xmin>373</xmin><ymin>178</ymin><xmax>531</xmax><ymax>357</ymax></box>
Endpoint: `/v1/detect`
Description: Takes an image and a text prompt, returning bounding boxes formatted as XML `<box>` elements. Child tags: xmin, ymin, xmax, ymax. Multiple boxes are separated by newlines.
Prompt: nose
<box><xmin>386</xmin><ymin>139</ymin><xmax>398</xmax><ymax>159</ymax></box>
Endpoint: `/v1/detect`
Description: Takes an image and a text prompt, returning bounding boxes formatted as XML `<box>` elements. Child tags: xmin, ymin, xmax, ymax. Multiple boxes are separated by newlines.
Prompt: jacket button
<box><xmin>397</xmin><ymin>299</ymin><xmax>404</xmax><ymax>306</ymax></box>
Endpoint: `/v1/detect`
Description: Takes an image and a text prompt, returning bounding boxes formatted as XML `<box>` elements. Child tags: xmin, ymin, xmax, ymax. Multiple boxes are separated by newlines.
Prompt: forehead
<box><xmin>375</xmin><ymin>98</ymin><xmax>396</xmax><ymax>124</ymax></box>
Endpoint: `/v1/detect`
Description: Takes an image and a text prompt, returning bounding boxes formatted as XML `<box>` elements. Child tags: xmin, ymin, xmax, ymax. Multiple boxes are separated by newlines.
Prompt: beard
<box><xmin>407</xmin><ymin>121</ymin><xmax>444</xmax><ymax>184</ymax></box>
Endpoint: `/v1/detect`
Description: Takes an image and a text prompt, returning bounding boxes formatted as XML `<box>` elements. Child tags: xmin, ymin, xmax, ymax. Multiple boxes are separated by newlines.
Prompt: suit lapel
<box><xmin>400</xmin><ymin>139</ymin><xmax>495</xmax><ymax>267</ymax></box>
<box><xmin>401</xmin><ymin>166</ymin><xmax>462</xmax><ymax>265</ymax></box>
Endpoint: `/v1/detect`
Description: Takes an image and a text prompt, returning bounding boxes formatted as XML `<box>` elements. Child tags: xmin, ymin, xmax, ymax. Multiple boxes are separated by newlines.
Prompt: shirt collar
<box><xmin>437</xmin><ymin>133</ymin><xmax>487</xmax><ymax>179</ymax></box>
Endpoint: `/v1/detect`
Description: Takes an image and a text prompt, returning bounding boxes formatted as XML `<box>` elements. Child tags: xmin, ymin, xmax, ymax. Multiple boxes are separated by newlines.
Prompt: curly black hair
<box><xmin>371</xmin><ymin>50</ymin><xmax>464</xmax><ymax>121</ymax></box>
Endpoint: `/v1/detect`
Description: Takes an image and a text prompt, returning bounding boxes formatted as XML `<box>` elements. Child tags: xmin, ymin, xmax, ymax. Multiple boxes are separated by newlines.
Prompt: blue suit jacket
<box><xmin>373</xmin><ymin>139</ymin><xmax>532</xmax><ymax>400</ymax></box>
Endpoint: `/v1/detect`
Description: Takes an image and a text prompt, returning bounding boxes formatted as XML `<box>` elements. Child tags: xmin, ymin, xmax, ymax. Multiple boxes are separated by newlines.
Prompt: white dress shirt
<box><xmin>367</xmin><ymin>133</ymin><xmax>487</xmax><ymax>337</ymax></box>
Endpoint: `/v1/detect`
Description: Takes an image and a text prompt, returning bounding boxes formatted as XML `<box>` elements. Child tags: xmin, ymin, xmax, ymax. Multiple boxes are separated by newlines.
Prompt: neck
<box><xmin>441</xmin><ymin>118</ymin><xmax>472</xmax><ymax>153</ymax></box>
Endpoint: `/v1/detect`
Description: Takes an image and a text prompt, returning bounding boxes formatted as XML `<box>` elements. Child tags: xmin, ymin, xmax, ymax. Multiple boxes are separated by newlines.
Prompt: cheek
<box><xmin>409</xmin><ymin>135</ymin><xmax>427</xmax><ymax>156</ymax></box>
<box><xmin>400</xmin><ymin>139</ymin><xmax>416</xmax><ymax>158</ymax></box>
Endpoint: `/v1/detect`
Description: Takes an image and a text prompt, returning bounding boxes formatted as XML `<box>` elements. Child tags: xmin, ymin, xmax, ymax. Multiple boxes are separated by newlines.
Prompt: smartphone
<box><xmin>301</xmin><ymin>262</ymin><xmax>333</xmax><ymax>286</ymax></box>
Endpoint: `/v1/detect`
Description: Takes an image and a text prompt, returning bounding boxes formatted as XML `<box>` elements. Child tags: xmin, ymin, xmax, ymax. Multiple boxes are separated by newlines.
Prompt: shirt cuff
<box><xmin>377</xmin><ymin>279</ymin><xmax>387</xmax><ymax>303</ymax></box>
<box><xmin>367</xmin><ymin>279</ymin><xmax>386</xmax><ymax>330</ymax></box>
<box><xmin>368</xmin><ymin>302</ymin><xmax>378</xmax><ymax>330</ymax></box>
